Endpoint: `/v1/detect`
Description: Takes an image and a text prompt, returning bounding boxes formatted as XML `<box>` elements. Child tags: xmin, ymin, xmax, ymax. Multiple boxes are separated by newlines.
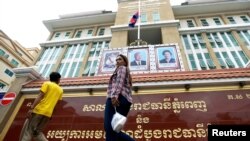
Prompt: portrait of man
<box><xmin>160</xmin><ymin>50</ymin><xmax>176</xmax><ymax>64</ymax></box>
<box><xmin>128</xmin><ymin>48</ymin><xmax>149</xmax><ymax>71</ymax></box>
<box><xmin>130</xmin><ymin>52</ymin><xmax>146</xmax><ymax>66</ymax></box>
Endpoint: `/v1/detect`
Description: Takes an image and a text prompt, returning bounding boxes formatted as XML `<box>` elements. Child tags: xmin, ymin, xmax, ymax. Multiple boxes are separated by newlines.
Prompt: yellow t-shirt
<box><xmin>33</xmin><ymin>81</ymin><xmax>63</xmax><ymax>117</ymax></box>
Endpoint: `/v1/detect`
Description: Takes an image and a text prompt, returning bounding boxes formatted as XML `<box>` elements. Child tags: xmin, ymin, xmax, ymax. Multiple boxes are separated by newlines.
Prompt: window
<box><xmin>187</xmin><ymin>20</ymin><xmax>195</xmax><ymax>27</ymax></box>
<box><xmin>75</xmin><ymin>31</ymin><xmax>82</xmax><ymax>38</ymax></box>
<box><xmin>227</xmin><ymin>32</ymin><xmax>239</xmax><ymax>46</ymax></box>
<box><xmin>98</xmin><ymin>28</ymin><xmax>105</xmax><ymax>36</ymax></box>
<box><xmin>0</xmin><ymin>82</ymin><xmax>6</xmax><ymax>89</ymax></box>
<box><xmin>227</xmin><ymin>17</ymin><xmax>236</xmax><ymax>24</ymax></box>
<box><xmin>182</xmin><ymin>35</ymin><xmax>191</xmax><ymax>50</ymax></box>
<box><xmin>240</xmin><ymin>16</ymin><xmax>250</xmax><ymax>23</ymax></box>
<box><xmin>205</xmin><ymin>53</ymin><xmax>216</xmax><ymax>69</ymax></box>
<box><xmin>141</xmin><ymin>13</ymin><xmax>147</xmax><ymax>23</ymax></box>
<box><xmin>54</xmin><ymin>33</ymin><xmax>60</xmax><ymax>38</ymax></box>
<box><xmin>237</xmin><ymin>31</ymin><xmax>249</xmax><ymax>46</ymax></box>
<box><xmin>65</xmin><ymin>32</ymin><xmax>71</xmax><ymax>38</ymax></box>
<box><xmin>239</xmin><ymin>51</ymin><xmax>249</xmax><ymax>64</ymax></box>
<box><xmin>200</xmin><ymin>19</ymin><xmax>209</xmax><ymax>26</ymax></box>
<box><xmin>215</xmin><ymin>53</ymin><xmax>226</xmax><ymax>69</ymax></box>
<box><xmin>213</xmin><ymin>18</ymin><xmax>222</xmax><ymax>25</ymax></box>
<box><xmin>197</xmin><ymin>53</ymin><xmax>207</xmax><ymax>70</ymax></box>
<box><xmin>231</xmin><ymin>51</ymin><xmax>243</xmax><ymax>67</ymax></box>
<box><xmin>0</xmin><ymin>49</ymin><xmax>5</xmax><ymax>56</ymax></box>
<box><xmin>5</xmin><ymin>69</ymin><xmax>14</xmax><ymax>77</ymax></box>
<box><xmin>188</xmin><ymin>54</ymin><xmax>197</xmax><ymax>70</ymax></box>
<box><xmin>11</xmin><ymin>59</ymin><xmax>19</xmax><ymax>67</ymax></box>
<box><xmin>152</xmin><ymin>12</ymin><xmax>160</xmax><ymax>22</ymax></box>
<box><xmin>220</xmin><ymin>32</ymin><xmax>231</xmax><ymax>47</ymax></box>
<box><xmin>222</xmin><ymin>52</ymin><xmax>235</xmax><ymax>68</ymax></box>
<box><xmin>87</xmin><ymin>30</ymin><xmax>93</xmax><ymax>36</ymax></box>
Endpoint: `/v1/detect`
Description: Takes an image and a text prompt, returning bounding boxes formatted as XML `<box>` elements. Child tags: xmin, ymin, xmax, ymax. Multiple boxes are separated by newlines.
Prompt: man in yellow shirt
<box><xmin>19</xmin><ymin>72</ymin><xmax>63</xmax><ymax>141</ymax></box>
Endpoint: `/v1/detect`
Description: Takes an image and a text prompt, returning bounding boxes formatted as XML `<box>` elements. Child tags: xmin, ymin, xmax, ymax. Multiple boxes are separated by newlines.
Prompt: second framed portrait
<box><xmin>128</xmin><ymin>48</ymin><xmax>149</xmax><ymax>71</ymax></box>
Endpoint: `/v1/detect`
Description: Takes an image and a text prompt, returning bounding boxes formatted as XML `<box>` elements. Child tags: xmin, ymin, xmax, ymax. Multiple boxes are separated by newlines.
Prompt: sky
<box><xmin>0</xmin><ymin>0</ymin><xmax>186</xmax><ymax>48</ymax></box>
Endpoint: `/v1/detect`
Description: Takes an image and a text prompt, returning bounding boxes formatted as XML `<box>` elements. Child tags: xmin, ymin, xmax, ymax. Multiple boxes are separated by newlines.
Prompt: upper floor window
<box><xmin>140</xmin><ymin>13</ymin><xmax>147</xmax><ymax>23</ymax></box>
<box><xmin>0</xmin><ymin>49</ymin><xmax>5</xmax><ymax>56</ymax></box>
<box><xmin>187</xmin><ymin>20</ymin><xmax>195</xmax><ymax>27</ymax></box>
<box><xmin>213</xmin><ymin>18</ymin><xmax>222</xmax><ymax>25</ymax></box>
<box><xmin>200</xmin><ymin>19</ymin><xmax>209</xmax><ymax>26</ymax></box>
<box><xmin>240</xmin><ymin>16</ymin><xmax>250</xmax><ymax>23</ymax></box>
<box><xmin>4</xmin><ymin>69</ymin><xmax>14</xmax><ymax>77</ymax></box>
<box><xmin>75</xmin><ymin>30</ymin><xmax>82</xmax><ymax>38</ymax></box>
<box><xmin>152</xmin><ymin>11</ymin><xmax>160</xmax><ymax>22</ymax></box>
<box><xmin>227</xmin><ymin>17</ymin><xmax>236</xmax><ymax>24</ymax></box>
<box><xmin>65</xmin><ymin>32</ymin><xmax>71</xmax><ymax>38</ymax></box>
<box><xmin>87</xmin><ymin>29</ymin><xmax>93</xmax><ymax>37</ymax></box>
<box><xmin>98</xmin><ymin>28</ymin><xmax>105</xmax><ymax>36</ymax></box>
<box><xmin>11</xmin><ymin>59</ymin><xmax>19</xmax><ymax>67</ymax></box>
<box><xmin>54</xmin><ymin>33</ymin><xmax>60</xmax><ymax>38</ymax></box>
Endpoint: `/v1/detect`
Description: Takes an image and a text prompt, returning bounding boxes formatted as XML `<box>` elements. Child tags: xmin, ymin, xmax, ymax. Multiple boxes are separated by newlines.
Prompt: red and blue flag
<box><xmin>128</xmin><ymin>11</ymin><xmax>139</xmax><ymax>28</ymax></box>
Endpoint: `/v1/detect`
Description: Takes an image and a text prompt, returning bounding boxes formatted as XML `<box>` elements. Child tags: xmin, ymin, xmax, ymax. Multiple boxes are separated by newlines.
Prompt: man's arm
<box><xmin>27</xmin><ymin>91</ymin><xmax>45</xmax><ymax>118</ymax></box>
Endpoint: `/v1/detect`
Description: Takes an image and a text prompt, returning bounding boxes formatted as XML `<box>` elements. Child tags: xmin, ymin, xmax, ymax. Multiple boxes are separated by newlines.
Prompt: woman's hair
<box><xmin>118</xmin><ymin>54</ymin><xmax>133</xmax><ymax>86</ymax></box>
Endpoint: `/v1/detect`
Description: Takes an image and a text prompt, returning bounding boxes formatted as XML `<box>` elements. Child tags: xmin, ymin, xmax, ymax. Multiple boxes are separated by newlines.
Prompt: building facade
<box><xmin>1</xmin><ymin>0</ymin><xmax>250</xmax><ymax>140</ymax></box>
<box><xmin>0</xmin><ymin>30</ymin><xmax>39</xmax><ymax>92</ymax></box>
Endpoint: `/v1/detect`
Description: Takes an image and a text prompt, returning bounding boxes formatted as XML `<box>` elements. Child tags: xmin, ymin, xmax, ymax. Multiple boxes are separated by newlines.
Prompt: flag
<box><xmin>128</xmin><ymin>11</ymin><xmax>139</xmax><ymax>28</ymax></box>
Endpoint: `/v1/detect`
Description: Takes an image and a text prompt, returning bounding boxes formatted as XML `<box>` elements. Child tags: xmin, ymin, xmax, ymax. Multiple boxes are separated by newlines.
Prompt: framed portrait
<box><xmin>128</xmin><ymin>48</ymin><xmax>149</xmax><ymax>71</ymax></box>
<box><xmin>98</xmin><ymin>50</ymin><xmax>121</xmax><ymax>74</ymax></box>
<box><xmin>155</xmin><ymin>46</ymin><xmax>180</xmax><ymax>69</ymax></box>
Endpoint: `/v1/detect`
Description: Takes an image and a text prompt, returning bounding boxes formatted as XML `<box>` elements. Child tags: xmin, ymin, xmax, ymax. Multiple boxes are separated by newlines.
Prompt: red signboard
<box><xmin>3</xmin><ymin>89</ymin><xmax>250</xmax><ymax>141</ymax></box>
<box><xmin>0</xmin><ymin>92</ymin><xmax>16</xmax><ymax>106</ymax></box>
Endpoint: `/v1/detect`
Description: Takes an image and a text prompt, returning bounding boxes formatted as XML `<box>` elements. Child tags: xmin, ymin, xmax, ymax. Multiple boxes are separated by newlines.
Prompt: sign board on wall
<box><xmin>4</xmin><ymin>89</ymin><xmax>250</xmax><ymax>141</ymax></box>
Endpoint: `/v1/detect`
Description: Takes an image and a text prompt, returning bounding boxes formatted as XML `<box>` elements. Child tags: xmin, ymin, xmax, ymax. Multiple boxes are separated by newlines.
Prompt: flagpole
<box><xmin>137</xmin><ymin>0</ymin><xmax>141</xmax><ymax>46</ymax></box>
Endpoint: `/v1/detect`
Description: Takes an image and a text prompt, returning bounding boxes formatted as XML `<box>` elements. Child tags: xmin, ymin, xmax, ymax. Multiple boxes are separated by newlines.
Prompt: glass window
<box><xmin>238</xmin><ymin>51</ymin><xmax>249</xmax><ymax>64</ymax></box>
<box><xmin>231</xmin><ymin>51</ymin><xmax>243</xmax><ymax>67</ymax></box>
<box><xmin>188</xmin><ymin>54</ymin><xmax>197</xmax><ymax>70</ymax></box>
<box><xmin>0</xmin><ymin>82</ymin><xmax>6</xmax><ymax>89</ymax></box>
<box><xmin>237</xmin><ymin>31</ymin><xmax>249</xmax><ymax>46</ymax></box>
<box><xmin>222</xmin><ymin>52</ymin><xmax>235</xmax><ymax>68</ymax></box>
<box><xmin>141</xmin><ymin>13</ymin><xmax>147</xmax><ymax>23</ymax></box>
<box><xmin>0</xmin><ymin>49</ymin><xmax>5</xmax><ymax>56</ymax></box>
<box><xmin>240</xmin><ymin>16</ymin><xmax>250</xmax><ymax>23</ymax></box>
<box><xmin>54</xmin><ymin>33</ymin><xmax>60</xmax><ymax>38</ymax></box>
<box><xmin>65</xmin><ymin>32</ymin><xmax>70</xmax><ymax>38</ymax></box>
<box><xmin>215</xmin><ymin>53</ymin><xmax>226</xmax><ymax>68</ymax></box>
<box><xmin>187</xmin><ymin>20</ymin><xmax>195</xmax><ymax>27</ymax></box>
<box><xmin>182</xmin><ymin>35</ymin><xmax>191</xmax><ymax>50</ymax></box>
<box><xmin>200</xmin><ymin>19</ymin><xmax>209</xmax><ymax>26</ymax></box>
<box><xmin>213</xmin><ymin>18</ymin><xmax>222</xmax><ymax>25</ymax></box>
<box><xmin>152</xmin><ymin>12</ymin><xmax>160</xmax><ymax>22</ymax></box>
<box><xmin>205</xmin><ymin>53</ymin><xmax>216</xmax><ymax>69</ymax></box>
<box><xmin>87</xmin><ymin>29</ymin><xmax>93</xmax><ymax>36</ymax></box>
<box><xmin>83</xmin><ymin>61</ymin><xmax>91</xmax><ymax>76</ymax></box>
<box><xmin>75</xmin><ymin>31</ymin><xmax>82</xmax><ymax>38</ymax></box>
<box><xmin>227</xmin><ymin>32</ymin><xmax>239</xmax><ymax>46</ymax></box>
<box><xmin>98</xmin><ymin>28</ymin><xmax>105</xmax><ymax>36</ymax></box>
<box><xmin>4</xmin><ymin>69</ymin><xmax>14</xmax><ymax>77</ymax></box>
<box><xmin>220</xmin><ymin>32</ymin><xmax>231</xmax><ymax>47</ymax></box>
<box><xmin>227</xmin><ymin>17</ymin><xmax>236</xmax><ymax>24</ymax></box>
<box><xmin>11</xmin><ymin>59</ymin><xmax>19</xmax><ymax>67</ymax></box>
